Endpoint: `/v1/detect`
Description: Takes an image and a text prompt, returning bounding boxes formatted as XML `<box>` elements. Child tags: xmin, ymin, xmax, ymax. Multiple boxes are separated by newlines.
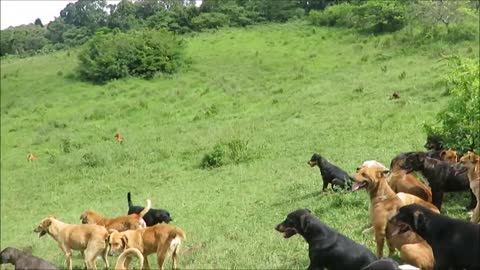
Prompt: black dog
<box><xmin>308</xmin><ymin>153</ymin><xmax>353</xmax><ymax>191</ymax></box>
<box><xmin>400</xmin><ymin>152</ymin><xmax>476</xmax><ymax>210</ymax></box>
<box><xmin>0</xmin><ymin>247</ymin><xmax>58</xmax><ymax>270</ymax></box>
<box><xmin>390</xmin><ymin>204</ymin><xmax>480</xmax><ymax>270</ymax></box>
<box><xmin>361</xmin><ymin>258</ymin><xmax>400</xmax><ymax>270</ymax></box>
<box><xmin>127</xmin><ymin>192</ymin><xmax>172</xmax><ymax>226</ymax></box>
<box><xmin>275</xmin><ymin>209</ymin><xmax>376</xmax><ymax>270</ymax></box>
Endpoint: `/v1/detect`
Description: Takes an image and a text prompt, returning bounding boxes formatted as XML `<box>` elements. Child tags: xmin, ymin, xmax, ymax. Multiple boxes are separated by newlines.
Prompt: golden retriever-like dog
<box><xmin>352</xmin><ymin>166</ymin><xmax>434</xmax><ymax>269</ymax></box>
<box><xmin>108</xmin><ymin>224</ymin><xmax>186</xmax><ymax>270</ymax></box>
<box><xmin>115</xmin><ymin>248</ymin><xmax>144</xmax><ymax>270</ymax></box>
<box><xmin>80</xmin><ymin>200</ymin><xmax>151</xmax><ymax>232</ymax></box>
<box><xmin>459</xmin><ymin>151</ymin><xmax>480</xmax><ymax>223</ymax></box>
<box><xmin>34</xmin><ymin>216</ymin><xmax>109</xmax><ymax>270</ymax></box>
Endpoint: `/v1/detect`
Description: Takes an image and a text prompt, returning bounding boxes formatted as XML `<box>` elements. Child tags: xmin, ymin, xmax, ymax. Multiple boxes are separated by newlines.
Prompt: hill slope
<box><xmin>1</xmin><ymin>22</ymin><xmax>478</xmax><ymax>269</ymax></box>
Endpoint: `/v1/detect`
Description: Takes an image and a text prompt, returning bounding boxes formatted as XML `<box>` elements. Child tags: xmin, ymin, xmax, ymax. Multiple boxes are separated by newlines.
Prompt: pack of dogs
<box><xmin>2</xmin><ymin>135</ymin><xmax>479</xmax><ymax>270</ymax></box>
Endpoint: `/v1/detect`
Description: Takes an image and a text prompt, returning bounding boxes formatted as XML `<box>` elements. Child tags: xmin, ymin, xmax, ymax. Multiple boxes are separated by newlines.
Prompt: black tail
<box><xmin>127</xmin><ymin>192</ymin><xmax>133</xmax><ymax>208</ymax></box>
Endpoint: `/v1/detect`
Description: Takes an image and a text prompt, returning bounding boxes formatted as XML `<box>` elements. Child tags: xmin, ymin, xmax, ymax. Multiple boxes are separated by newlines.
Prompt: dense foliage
<box><xmin>425</xmin><ymin>58</ymin><xmax>480</xmax><ymax>153</ymax></box>
<box><xmin>77</xmin><ymin>29</ymin><xmax>185</xmax><ymax>83</ymax></box>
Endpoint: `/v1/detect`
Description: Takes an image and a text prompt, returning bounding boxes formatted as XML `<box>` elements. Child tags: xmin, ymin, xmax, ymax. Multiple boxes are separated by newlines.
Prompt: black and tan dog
<box><xmin>0</xmin><ymin>247</ymin><xmax>59</xmax><ymax>270</ymax></box>
<box><xmin>127</xmin><ymin>192</ymin><xmax>172</xmax><ymax>226</ymax></box>
<box><xmin>401</xmin><ymin>152</ymin><xmax>476</xmax><ymax>210</ymax></box>
<box><xmin>390</xmin><ymin>204</ymin><xmax>480</xmax><ymax>270</ymax></box>
<box><xmin>308</xmin><ymin>153</ymin><xmax>353</xmax><ymax>191</ymax></box>
<box><xmin>275</xmin><ymin>209</ymin><xmax>376</xmax><ymax>270</ymax></box>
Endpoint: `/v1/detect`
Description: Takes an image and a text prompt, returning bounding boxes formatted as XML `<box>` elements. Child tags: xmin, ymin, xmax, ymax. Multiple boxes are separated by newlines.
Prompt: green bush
<box><xmin>308</xmin><ymin>4</ymin><xmax>355</xmax><ymax>27</ymax></box>
<box><xmin>191</xmin><ymin>12</ymin><xmax>230</xmax><ymax>31</ymax></box>
<box><xmin>77</xmin><ymin>29</ymin><xmax>185</xmax><ymax>83</ymax></box>
<box><xmin>424</xmin><ymin>58</ymin><xmax>480</xmax><ymax>153</ymax></box>
<box><xmin>200</xmin><ymin>139</ymin><xmax>253</xmax><ymax>169</ymax></box>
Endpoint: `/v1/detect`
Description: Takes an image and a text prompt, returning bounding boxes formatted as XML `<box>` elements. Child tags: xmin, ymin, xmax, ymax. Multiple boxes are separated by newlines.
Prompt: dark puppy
<box><xmin>308</xmin><ymin>153</ymin><xmax>352</xmax><ymax>191</ymax></box>
<box><xmin>401</xmin><ymin>152</ymin><xmax>476</xmax><ymax>210</ymax></box>
<box><xmin>424</xmin><ymin>135</ymin><xmax>444</xmax><ymax>159</ymax></box>
<box><xmin>127</xmin><ymin>192</ymin><xmax>172</xmax><ymax>226</ymax></box>
<box><xmin>390</xmin><ymin>204</ymin><xmax>480</xmax><ymax>270</ymax></box>
<box><xmin>275</xmin><ymin>209</ymin><xmax>376</xmax><ymax>270</ymax></box>
<box><xmin>0</xmin><ymin>247</ymin><xmax>59</xmax><ymax>270</ymax></box>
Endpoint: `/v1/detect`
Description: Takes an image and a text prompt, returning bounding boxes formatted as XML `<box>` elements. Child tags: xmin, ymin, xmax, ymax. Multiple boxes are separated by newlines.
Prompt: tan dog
<box><xmin>27</xmin><ymin>153</ymin><xmax>38</xmax><ymax>161</ymax></box>
<box><xmin>459</xmin><ymin>151</ymin><xmax>480</xmax><ymax>223</ymax></box>
<box><xmin>115</xmin><ymin>248</ymin><xmax>144</xmax><ymax>270</ymax></box>
<box><xmin>351</xmin><ymin>166</ymin><xmax>435</xmax><ymax>269</ymax></box>
<box><xmin>388</xmin><ymin>154</ymin><xmax>432</xmax><ymax>202</ymax></box>
<box><xmin>396</xmin><ymin>193</ymin><xmax>439</xmax><ymax>213</ymax></box>
<box><xmin>115</xmin><ymin>133</ymin><xmax>123</xmax><ymax>144</ymax></box>
<box><xmin>440</xmin><ymin>149</ymin><xmax>458</xmax><ymax>163</ymax></box>
<box><xmin>34</xmin><ymin>216</ymin><xmax>109</xmax><ymax>270</ymax></box>
<box><xmin>108</xmin><ymin>224</ymin><xmax>186</xmax><ymax>270</ymax></box>
<box><xmin>386</xmin><ymin>218</ymin><xmax>434</xmax><ymax>270</ymax></box>
<box><xmin>80</xmin><ymin>200</ymin><xmax>151</xmax><ymax>232</ymax></box>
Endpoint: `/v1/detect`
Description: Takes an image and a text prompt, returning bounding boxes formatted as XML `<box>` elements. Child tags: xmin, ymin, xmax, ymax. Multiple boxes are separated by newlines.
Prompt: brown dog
<box><xmin>352</xmin><ymin>166</ymin><xmax>434</xmax><ymax>269</ymax></box>
<box><xmin>459</xmin><ymin>151</ymin><xmax>480</xmax><ymax>223</ymax></box>
<box><xmin>440</xmin><ymin>149</ymin><xmax>458</xmax><ymax>163</ymax></box>
<box><xmin>27</xmin><ymin>153</ymin><xmax>38</xmax><ymax>161</ymax></box>
<box><xmin>386</xmin><ymin>218</ymin><xmax>433</xmax><ymax>270</ymax></box>
<box><xmin>115</xmin><ymin>133</ymin><xmax>123</xmax><ymax>144</ymax></box>
<box><xmin>34</xmin><ymin>216</ymin><xmax>109</xmax><ymax>270</ymax></box>
<box><xmin>80</xmin><ymin>200</ymin><xmax>151</xmax><ymax>232</ymax></box>
<box><xmin>388</xmin><ymin>153</ymin><xmax>432</xmax><ymax>202</ymax></box>
<box><xmin>396</xmin><ymin>193</ymin><xmax>439</xmax><ymax>214</ymax></box>
<box><xmin>115</xmin><ymin>248</ymin><xmax>144</xmax><ymax>270</ymax></box>
<box><xmin>108</xmin><ymin>224</ymin><xmax>186</xmax><ymax>270</ymax></box>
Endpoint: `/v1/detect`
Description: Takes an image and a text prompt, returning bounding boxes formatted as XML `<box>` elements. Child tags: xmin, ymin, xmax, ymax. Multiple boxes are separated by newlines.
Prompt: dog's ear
<box><xmin>43</xmin><ymin>218</ymin><xmax>52</xmax><ymax>227</ymax></box>
<box><xmin>121</xmin><ymin>235</ymin><xmax>128</xmax><ymax>248</ymax></box>
<box><xmin>376</xmin><ymin>170</ymin><xmax>389</xmax><ymax>179</ymax></box>
<box><xmin>413</xmin><ymin>210</ymin><xmax>426</xmax><ymax>231</ymax></box>
<box><xmin>299</xmin><ymin>214</ymin><xmax>311</xmax><ymax>233</ymax></box>
<box><xmin>440</xmin><ymin>150</ymin><xmax>446</xmax><ymax>159</ymax></box>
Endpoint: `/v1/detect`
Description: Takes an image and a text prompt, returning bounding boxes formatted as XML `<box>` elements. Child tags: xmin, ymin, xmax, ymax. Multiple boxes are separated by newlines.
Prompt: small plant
<box><xmin>399</xmin><ymin>71</ymin><xmax>406</xmax><ymax>80</ymax></box>
<box><xmin>381</xmin><ymin>65</ymin><xmax>388</xmax><ymax>73</ymax></box>
<box><xmin>81</xmin><ymin>152</ymin><xmax>104</xmax><ymax>168</ymax></box>
<box><xmin>201</xmin><ymin>143</ymin><xmax>226</xmax><ymax>168</ymax></box>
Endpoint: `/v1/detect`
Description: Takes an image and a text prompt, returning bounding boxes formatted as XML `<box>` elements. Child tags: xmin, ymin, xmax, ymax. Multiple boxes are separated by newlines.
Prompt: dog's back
<box><xmin>0</xmin><ymin>247</ymin><xmax>59</xmax><ymax>270</ymax></box>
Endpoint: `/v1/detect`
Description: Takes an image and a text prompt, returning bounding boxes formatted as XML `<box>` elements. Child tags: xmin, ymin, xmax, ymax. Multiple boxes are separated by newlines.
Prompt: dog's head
<box><xmin>307</xmin><ymin>153</ymin><xmax>321</xmax><ymax>167</ymax></box>
<box><xmin>389</xmin><ymin>204</ymin><xmax>430</xmax><ymax>236</ymax></box>
<box><xmin>399</xmin><ymin>152</ymin><xmax>426</xmax><ymax>173</ymax></box>
<box><xmin>153</xmin><ymin>210</ymin><xmax>173</xmax><ymax>224</ymax></box>
<box><xmin>424</xmin><ymin>135</ymin><xmax>443</xmax><ymax>151</ymax></box>
<box><xmin>275</xmin><ymin>209</ymin><xmax>312</xmax><ymax>238</ymax></box>
<box><xmin>79</xmin><ymin>211</ymin><xmax>100</xmax><ymax>224</ymax></box>
<box><xmin>107</xmin><ymin>230</ymin><xmax>128</xmax><ymax>256</ymax></box>
<box><xmin>351</xmin><ymin>166</ymin><xmax>389</xmax><ymax>192</ymax></box>
<box><xmin>0</xmin><ymin>247</ymin><xmax>18</xmax><ymax>264</ymax></box>
<box><xmin>459</xmin><ymin>151</ymin><xmax>480</xmax><ymax>166</ymax></box>
<box><xmin>34</xmin><ymin>216</ymin><xmax>55</xmax><ymax>238</ymax></box>
<box><xmin>440</xmin><ymin>149</ymin><xmax>458</xmax><ymax>163</ymax></box>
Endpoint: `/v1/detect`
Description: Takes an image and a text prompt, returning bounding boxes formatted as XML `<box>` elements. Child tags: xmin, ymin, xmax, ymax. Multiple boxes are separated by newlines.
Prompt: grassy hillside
<box><xmin>1</xmin><ymin>22</ymin><xmax>478</xmax><ymax>269</ymax></box>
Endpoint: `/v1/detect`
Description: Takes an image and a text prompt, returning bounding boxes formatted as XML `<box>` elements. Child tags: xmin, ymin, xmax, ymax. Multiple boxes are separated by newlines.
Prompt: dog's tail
<box><xmin>115</xmin><ymin>248</ymin><xmax>144</xmax><ymax>270</ymax></box>
<box><xmin>127</xmin><ymin>192</ymin><xmax>133</xmax><ymax>208</ymax></box>
<box><xmin>139</xmin><ymin>199</ymin><xmax>151</xmax><ymax>219</ymax></box>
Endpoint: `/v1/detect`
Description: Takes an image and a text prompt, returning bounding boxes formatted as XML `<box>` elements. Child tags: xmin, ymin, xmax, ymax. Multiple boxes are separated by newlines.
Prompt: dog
<box><xmin>275</xmin><ymin>209</ymin><xmax>376</xmax><ymax>270</ymax></box>
<box><xmin>351</xmin><ymin>166</ymin><xmax>435</xmax><ymax>268</ymax></box>
<box><xmin>439</xmin><ymin>149</ymin><xmax>457</xmax><ymax>163</ymax></box>
<box><xmin>81</xmin><ymin>199</ymin><xmax>151</xmax><ymax>231</ymax></box>
<box><xmin>127</xmin><ymin>192</ymin><xmax>172</xmax><ymax>226</ymax></box>
<box><xmin>388</xmin><ymin>153</ymin><xmax>432</xmax><ymax>202</ymax></box>
<box><xmin>396</xmin><ymin>193</ymin><xmax>438</xmax><ymax>213</ymax></box>
<box><xmin>400</xmin><ymin>152</ymin><xmax>476</xmax><ymax>210</ymax></box>
<box><xmin>115</xmin><ymin>133</ymin><xmax>123</xmax><ymax>144</ymax></box>
<box><xmin>115</xmin><ymin>248</ymin><xmax>144</xmax><ymax>270</ymax></box>
<box><xmin>108</xmin><ymin>224</ymin><xmax>186</xmax><ymax>270</ymax></box>
<box><xmin>33</xmin><ymin>216</ymin><xmax>109</xmax><ymax>270</ymax></box>
<box><xmin>308</xmin><ymin>153</ymin><xmax>353</xmax><ymax>191</ymax></box>
<box><xmin>459</xmin><ymin>151</ymin><xmax>480</xmax><ymax>223</ymax></box>
<box><xmin>424</xmin><ymin>135</ymin><xmax>443</xmax><ymax>160</ymax></box>
<box><xmin>26</xmin><ymin>153</ymin><xmax>38</xmax><ymax>162</ymax></box>
<box><xmin>0</xmin><ymin>247</ymin><xmax>59</xmax><ymax>270</ymax></box>
<box><xmin>390</xmin><ymin>204</ymin><xmax>480</xmax><ymax>270</ymax></box>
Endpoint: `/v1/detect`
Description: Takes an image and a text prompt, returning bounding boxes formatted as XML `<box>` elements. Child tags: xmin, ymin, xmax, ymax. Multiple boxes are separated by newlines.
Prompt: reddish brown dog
<box><xmin>81</xmin><ymin>200</ymin><xmax>151</xmax><ymax>232</ymax></box>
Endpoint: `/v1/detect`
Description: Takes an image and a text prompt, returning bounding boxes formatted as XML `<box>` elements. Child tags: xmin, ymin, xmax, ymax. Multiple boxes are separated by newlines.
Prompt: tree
<box><xmin>34</xmin><ymin>18</ymin><xmax>44</xmax><ymax>27</ymax></box>
<box><xmin>414</xmin><ymin>0</ymin><xmax>472</xmax><ymax>32</ymax></box>
<box><xmin>60</xmin><ymin>0</ymin><xmax>108</xmax><ymax>30</ymax></box>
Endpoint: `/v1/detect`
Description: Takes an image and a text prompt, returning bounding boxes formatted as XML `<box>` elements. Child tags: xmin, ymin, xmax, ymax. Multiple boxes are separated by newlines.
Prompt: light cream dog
<box><xmin>34</xmin><ymin>216</ymin><xmax>109</xmax><ymax>270</ymax></box>
<box><xmin>459</xmin><ymin>151</ymin><xmax>480</xmax><ymax>223</ymax></box>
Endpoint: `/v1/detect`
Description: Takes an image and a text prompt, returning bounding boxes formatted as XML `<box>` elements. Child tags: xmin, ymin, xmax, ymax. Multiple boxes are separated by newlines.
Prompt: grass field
<box><xmin>1</xmin><ymin>22</ymin><xmax>479</xmax><ymax>269</ymax></box>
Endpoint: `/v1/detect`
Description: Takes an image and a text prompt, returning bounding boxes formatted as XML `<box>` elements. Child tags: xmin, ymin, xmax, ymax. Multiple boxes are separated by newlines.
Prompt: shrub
<box><xmin>201</xmin><ymin>143</ymin><xmax>226</xmax><ymax>168</ymax></box>
<box><xmin>200</xmin><ymin>139</ymin><xmax>253</xmax><ymax>169</ymax></box>
<box><xmin>308</xmin><ymin>4</ymin><xmax>354</xmax><ymax>27</ymax></box>
<box><xmin>424</xmin><ymin>58</ymin><xmax>480</xmax><ymax>153</ymax></box>
<box><xmin>191</xmin><ymin>12</ymin><xmax>229</xmax><ymax>31</ymax></box>
<box><xmin>77</xmin><ymin>29</ymin><xmax>185</xmax><ymax>83</ymax></box>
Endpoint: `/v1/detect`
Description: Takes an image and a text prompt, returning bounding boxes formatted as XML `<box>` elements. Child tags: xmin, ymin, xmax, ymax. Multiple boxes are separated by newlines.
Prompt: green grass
<box><xmin>1</xmin><ymin>22</ymin><xmax>478</xmax><ymax>269</ymax></box>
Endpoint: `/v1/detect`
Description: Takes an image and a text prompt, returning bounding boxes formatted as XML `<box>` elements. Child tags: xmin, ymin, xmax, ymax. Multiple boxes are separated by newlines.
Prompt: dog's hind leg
<box><xmin>143</xmin><ymin>256</ymin><xmax>151</xmax><ymax>270</ymax></box>
<box><xmin>80</xmin><ymin>251</ymin><xmax>87</xmax><ymax>270</ymax></box>
<box><xmin>101</xmin><ymin>244</ymin><xmax>109</xmax><ymax>269</ymax></box>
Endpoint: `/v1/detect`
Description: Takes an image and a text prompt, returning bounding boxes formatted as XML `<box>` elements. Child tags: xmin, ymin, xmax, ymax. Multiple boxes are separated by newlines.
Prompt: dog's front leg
<box><xmin>374</xmin><ymin>230</ymin><xmax>385</xmax><ymax>258</ymax></box>
<box><xmin>143</xmin><ymin>256</ymin><xmax>151</xmax><ymax>270</ymax></box>
<box><xmin>80</xmin><ymin>251</ymin><xmax>87</xmax><ymax>270</ymax></box>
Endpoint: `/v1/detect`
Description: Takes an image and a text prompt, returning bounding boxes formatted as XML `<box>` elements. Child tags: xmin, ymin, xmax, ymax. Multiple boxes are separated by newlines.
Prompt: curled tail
<box><xmin>139</xmin><ymin>199</ymin><xmax>151</xmax><ymax>219</ymax></box>
<box><xmin>115</xmin><ymin>248</ymin><xmax>144</xmax><ymax>270</ymax></box>
<box><xmin>127</xmin><ymin>192</ymin><xmax>133</xmax><ymax>208</ymax></box>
